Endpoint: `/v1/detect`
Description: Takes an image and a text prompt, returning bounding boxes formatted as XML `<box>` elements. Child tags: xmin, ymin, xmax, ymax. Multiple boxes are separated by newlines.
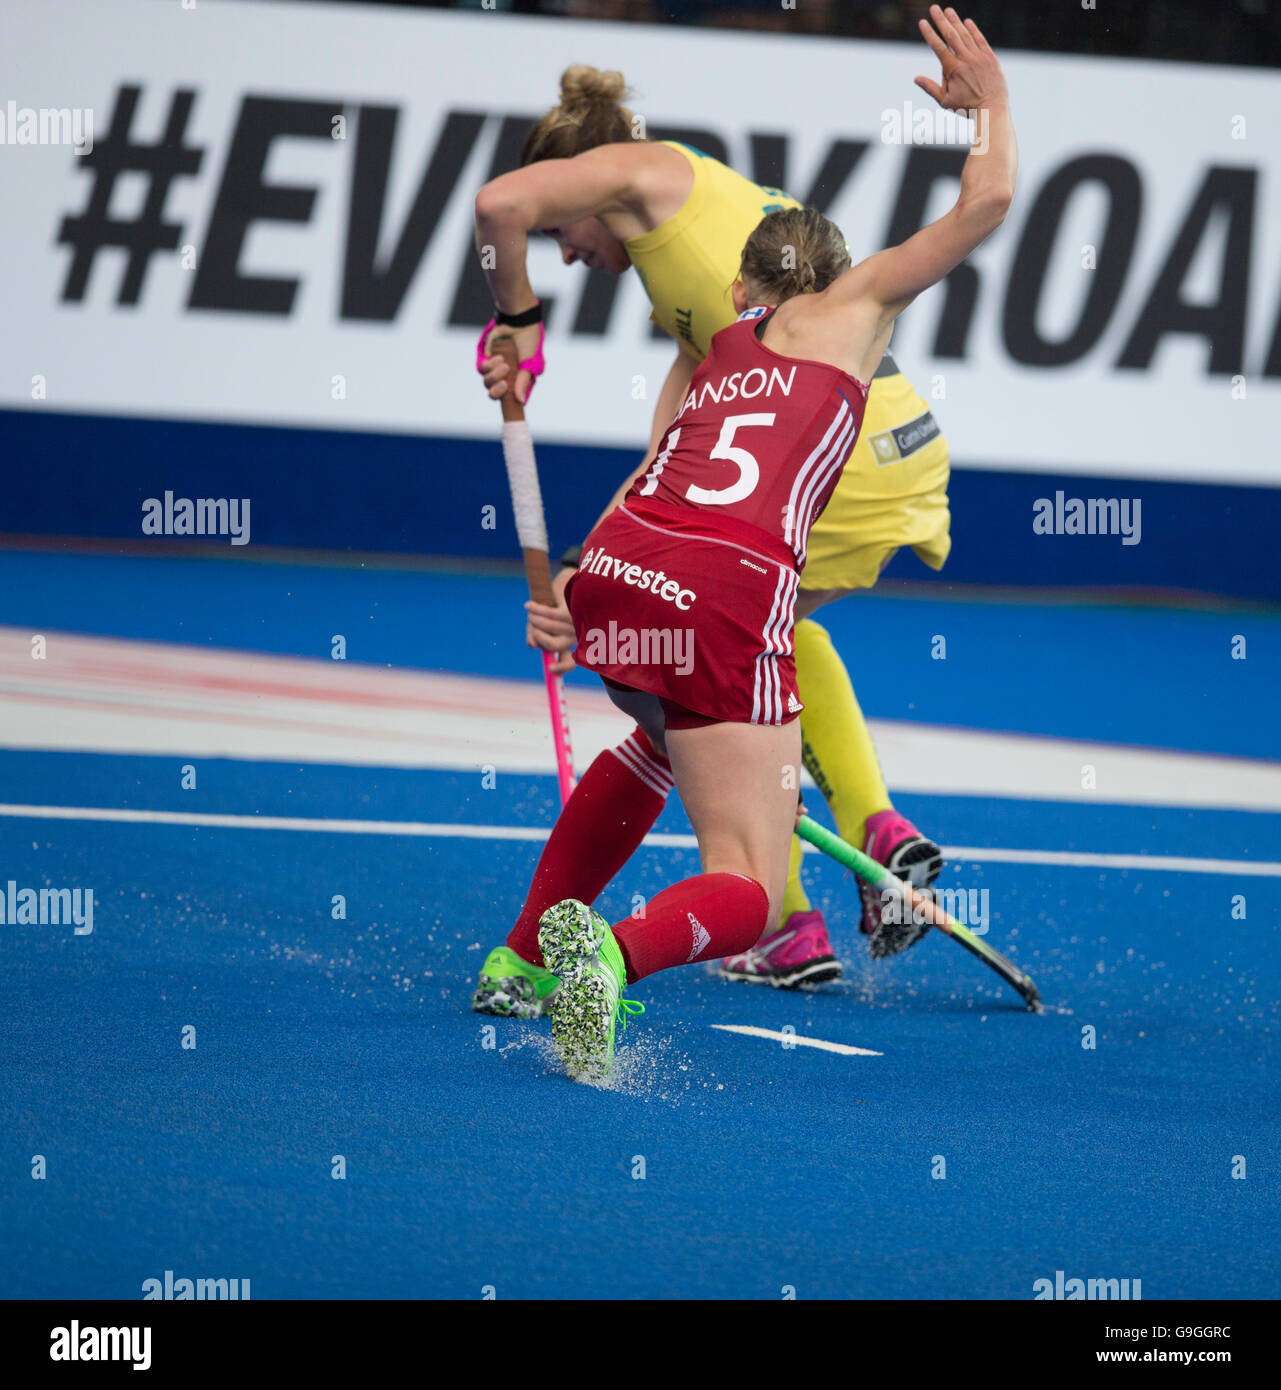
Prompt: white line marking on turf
<box><xmin>938</xmin><ymin>845</ymin><xmax>1281</xmax><ymax>876</ymax></box>
<box><xmin>6</xmin><ymin>628</ymin><xmax>1281</xmax><ymax>813</ymax></box>
<box><xmin>1</xmin><ymin>804</ymin><xmax>1278</xmax><ymax>878</ymax></box>
<box><xmin>0</xmin><ymin>804</ymin><xmax>550</xmax><ymax>839</ymax></box>
<box><xmin>711</xmin><ymin>1024</ymin><xmax>882</xmax><ymax>1056</ymax></box>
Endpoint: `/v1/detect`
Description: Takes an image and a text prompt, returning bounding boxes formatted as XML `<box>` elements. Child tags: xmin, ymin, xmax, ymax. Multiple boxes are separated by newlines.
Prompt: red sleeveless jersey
<box><xmin>626</xmin><ymin>306</ymin><xmax>868</xmax><ymax>568</ymax></box>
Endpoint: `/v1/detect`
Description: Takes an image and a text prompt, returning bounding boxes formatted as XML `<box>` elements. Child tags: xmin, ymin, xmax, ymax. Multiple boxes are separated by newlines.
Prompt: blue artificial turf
<box><xmin>1</xmin><ymin>550</ymin><xmax>1277</xmax><ymax>1299</ymax></box>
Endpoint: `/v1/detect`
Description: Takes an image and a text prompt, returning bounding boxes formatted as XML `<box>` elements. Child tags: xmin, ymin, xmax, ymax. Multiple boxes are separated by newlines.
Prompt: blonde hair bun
<box><xmin>522</xmin><ymin>67</ymin><xmax>636</xmax><ymax>166</ymax></box>
<box><xmin>560</xmin><ymin>65</ymin><xmax>630</xmax><ymax>109</ymax></box>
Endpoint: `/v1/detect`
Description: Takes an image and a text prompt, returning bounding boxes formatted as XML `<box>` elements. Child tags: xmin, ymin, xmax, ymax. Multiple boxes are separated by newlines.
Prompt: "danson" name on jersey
<box><xmin>675</xmin><ymin>365</ymin><xmax>797</xmax><ymax>418</ymax></box>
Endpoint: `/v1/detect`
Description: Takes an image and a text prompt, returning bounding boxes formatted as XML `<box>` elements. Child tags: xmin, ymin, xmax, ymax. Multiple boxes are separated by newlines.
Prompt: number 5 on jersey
<box><xmin>638</xmin><ymin>413</ymin><xmax>776</xmax><ymax>506</ymax></box>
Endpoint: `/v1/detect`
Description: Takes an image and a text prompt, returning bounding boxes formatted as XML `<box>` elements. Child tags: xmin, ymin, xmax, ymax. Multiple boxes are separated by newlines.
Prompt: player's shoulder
<box><xmin>776</xmin><ymin>279</ymin><xmax>879</xmax><ymax>342</ymax></box>
<box><xmin>623</xmin><ymin>140</ymin><xmax>699</xmax><ymax>187</ymax></box>
<box><xmin>569</xmin><ymin>140</ymin><xmax>687</xmax><ymax>188</ymax></box>
<box><xmin>760</xmin><ymin>296</ymin><xmax>875</xmax><ymax>382</ymax></box>
<box><xmin>623</xmin><ymin>141</ymin><xmax>699</xmax><ymax>220</ymax></box>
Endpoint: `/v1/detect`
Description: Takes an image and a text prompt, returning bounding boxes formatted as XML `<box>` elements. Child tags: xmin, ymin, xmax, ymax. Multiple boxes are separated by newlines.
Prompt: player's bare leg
<box><xmin>722</xmin><ymin>576</ymin><xmax>944</xmax><ymax>983</ymax></box>
<box><xmin>664</xmin><ymin>718</ymin><xmax>800</xmax><ymax>932</ymax></box>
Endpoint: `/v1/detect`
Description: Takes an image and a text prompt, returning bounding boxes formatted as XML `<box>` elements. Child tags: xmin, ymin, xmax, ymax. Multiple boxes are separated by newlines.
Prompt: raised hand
<box><xmin>915</xmin><ymin>5</ymin><xmax>1008</xmax><ymax>113</ymax></box>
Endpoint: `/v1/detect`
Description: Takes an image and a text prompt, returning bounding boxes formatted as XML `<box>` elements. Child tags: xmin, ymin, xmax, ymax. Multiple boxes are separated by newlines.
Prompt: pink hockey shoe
<box><xmin>860</xmin><ymin>808</ymin><xmax>945</xmax><ymax>958</ymax></box>
<box><xmin>718</xmin><ymin>910</ymin><xmax>842</xmax><ymax>989</ymax></box>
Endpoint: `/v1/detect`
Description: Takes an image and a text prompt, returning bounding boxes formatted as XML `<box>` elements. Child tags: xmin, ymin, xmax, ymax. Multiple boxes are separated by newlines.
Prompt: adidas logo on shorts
<box><xmin>687</xmin><ymin>912</ymin><xmax>711</xmax><ymax>962</ymax></box>
<box><xmin>787</xmin><ymin>692</ymin><xmax>802</xmax><ymax>713</ymax></box>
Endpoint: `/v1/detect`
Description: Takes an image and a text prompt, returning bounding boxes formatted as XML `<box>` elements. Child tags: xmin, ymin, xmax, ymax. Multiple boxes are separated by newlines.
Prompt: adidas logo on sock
<box><xmin>687</xmin><ymin>912</ymin><xmax>711</xmax><ymax>962</ymax></box>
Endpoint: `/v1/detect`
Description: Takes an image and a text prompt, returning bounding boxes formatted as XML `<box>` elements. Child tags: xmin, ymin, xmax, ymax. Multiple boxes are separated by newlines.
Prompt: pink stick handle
<box><xmin>542</xmin><ymin>650</ymin><xmax>577</xmax><ymax>807</ymax></box>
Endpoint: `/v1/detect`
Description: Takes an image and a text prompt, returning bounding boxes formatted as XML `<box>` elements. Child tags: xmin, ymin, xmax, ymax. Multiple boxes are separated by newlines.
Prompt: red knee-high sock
<box><xmin>506</xmin><ymin>727</ymin><xmax>674</xmax><ymax>965</ymax></box>
<box><xmin>614</xmin><ymin>873</ymin><xmax>769</xmax><ymax>983</ymax></box>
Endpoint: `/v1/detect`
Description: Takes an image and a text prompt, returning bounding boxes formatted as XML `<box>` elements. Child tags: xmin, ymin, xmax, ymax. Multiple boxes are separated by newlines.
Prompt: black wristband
<box><xmin>559</xmin><ymin>544</ymin><xmax>583</xmax><ymax>571</ymax></box>
<box><xmin>495</xmin><ymin>302</ymin><xmax>543</xmax><ymax>328</ymax></box>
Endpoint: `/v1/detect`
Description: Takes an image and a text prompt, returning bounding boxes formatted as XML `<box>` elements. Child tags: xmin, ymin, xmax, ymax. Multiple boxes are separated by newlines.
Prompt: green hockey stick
<box><xmin>797</xmin><ymin>814</ymin><xmax>1042</xmax><ymax>1012</ymax></box>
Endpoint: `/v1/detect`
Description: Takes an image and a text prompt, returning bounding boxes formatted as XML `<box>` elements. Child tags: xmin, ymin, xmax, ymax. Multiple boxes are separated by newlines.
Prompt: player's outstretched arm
<box><xmin>822</xmin><ymin>6</ymin><xmax>1015</xmax><ymax>375</ymax></box>
<box><xmin>876</xmin><ymin>6</ymin><xmax>1015</xmax><ymax>311</ymax></box>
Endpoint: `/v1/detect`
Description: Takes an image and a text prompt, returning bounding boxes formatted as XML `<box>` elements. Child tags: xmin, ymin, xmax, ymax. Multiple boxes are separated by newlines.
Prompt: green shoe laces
<box><xmin>617</xmin><ymin>997</ymin><xmax>645</xmax><ymax>1032</ymax></box>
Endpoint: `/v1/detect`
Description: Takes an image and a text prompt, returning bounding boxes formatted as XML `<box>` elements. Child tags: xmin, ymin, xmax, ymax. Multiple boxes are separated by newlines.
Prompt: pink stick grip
<box><xmin>541</xmin><ymin>650</ymin><xmax>576</xmax><ymax>807</ymax></box>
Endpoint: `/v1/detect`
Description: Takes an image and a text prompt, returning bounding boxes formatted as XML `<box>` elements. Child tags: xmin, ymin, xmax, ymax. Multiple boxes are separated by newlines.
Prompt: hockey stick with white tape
<box><xmin>493</xmin><ymin>337</ymin><xmax>576</xmax><ymax>807</ymax></box>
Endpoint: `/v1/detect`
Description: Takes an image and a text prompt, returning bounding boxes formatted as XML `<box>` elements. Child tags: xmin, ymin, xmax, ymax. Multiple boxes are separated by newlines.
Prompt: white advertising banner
<box><xmin>2</xmin><ymin>0</ymin><xmax>1280</xmax><ymax>485</ymax></box>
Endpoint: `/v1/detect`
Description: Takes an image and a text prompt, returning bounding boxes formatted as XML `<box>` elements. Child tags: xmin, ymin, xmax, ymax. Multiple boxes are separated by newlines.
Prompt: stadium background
<box><xmin>3</xmin><ymin>0</ymin><xmax>1280</xmax><ymax>597</ymax></box>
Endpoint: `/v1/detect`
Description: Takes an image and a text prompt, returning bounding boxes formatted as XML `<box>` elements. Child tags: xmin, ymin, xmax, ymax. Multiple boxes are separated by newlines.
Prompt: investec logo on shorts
<box><xmin>142</xmin><ymin>1268</ymin><xmax>251</xmax><ymax>1299</ymax></box>
<box><xmin>1033</xmin><ymin>491</ymin><xmax>1141</xmax><ymax>545</ymax></box>
<box><xmin>0</xmin><ymin>101</ymin><xmax>93</xmax><ymax>154</ymax></box>
<box><xmin>142</xmin><ymin>490</ymin><xmax>251</xmax><ymax>545</ymax></box>
<box><xmin>580</xmin><ymin>547</ymin><xmax>697</xmax><ymax>611</ymax></box>
<box><xmin>0</xmin><ymin>881</ymin><xmax>94</xmax><ymax>934</ymax></box>
<box><xmin>1034</xmin><ymin>1270</ymin><xmax>1142</xmax><ymax>1300</ymax></box>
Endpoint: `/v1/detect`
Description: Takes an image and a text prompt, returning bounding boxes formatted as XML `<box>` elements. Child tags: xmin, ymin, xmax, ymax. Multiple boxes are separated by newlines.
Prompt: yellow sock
<box><xmin>794</xmin><ymin>617</ymin><xmax>891</xmax><ymax>849</ymax></box>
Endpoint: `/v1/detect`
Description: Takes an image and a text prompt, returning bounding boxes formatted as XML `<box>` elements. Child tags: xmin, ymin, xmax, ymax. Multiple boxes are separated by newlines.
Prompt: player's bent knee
<box><xmin>702</xmin><ymin>853</ymin><xmax>784</xmax><ymax>934</ymax></box>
